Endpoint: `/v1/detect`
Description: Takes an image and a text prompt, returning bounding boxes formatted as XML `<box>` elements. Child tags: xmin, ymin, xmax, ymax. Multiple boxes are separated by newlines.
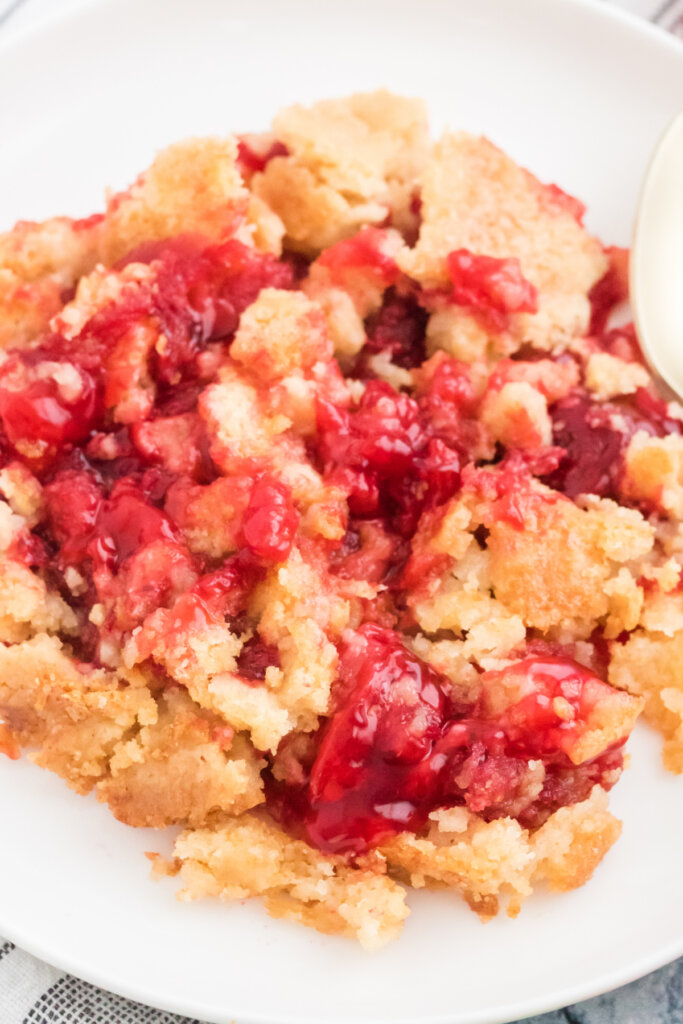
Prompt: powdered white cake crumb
<box><xmin>173</xmin><ymin>814</ymin><xmax>409</xmax><ymax>950</ymax></box>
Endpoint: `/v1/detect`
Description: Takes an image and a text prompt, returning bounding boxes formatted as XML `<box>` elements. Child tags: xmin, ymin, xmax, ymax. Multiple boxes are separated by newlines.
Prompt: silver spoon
<box><xmin>631</xmin><ymin>111</ymin><xmax>683</xmax><ymax>401</ymax></box>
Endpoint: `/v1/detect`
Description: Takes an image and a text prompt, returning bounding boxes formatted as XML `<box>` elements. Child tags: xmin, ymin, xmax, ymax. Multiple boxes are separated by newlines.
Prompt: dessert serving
<box><xmin>0</xmin><ymin>90</ymin><xmax>680</xmax><ymax>950</ymax></box>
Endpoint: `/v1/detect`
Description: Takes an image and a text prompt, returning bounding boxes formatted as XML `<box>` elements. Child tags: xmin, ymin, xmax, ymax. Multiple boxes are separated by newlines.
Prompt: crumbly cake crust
<box><xmin>0</xmin><ymin>90</ymin><xmax>677</xmax><ymax>948</ymax></box>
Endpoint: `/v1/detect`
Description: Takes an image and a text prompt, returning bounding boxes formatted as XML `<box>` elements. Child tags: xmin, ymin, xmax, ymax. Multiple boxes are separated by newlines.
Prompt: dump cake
<box><xmin>0</xmin><ymin>91</ymin><xmax>679</xmax><ymax>948</ymax></box>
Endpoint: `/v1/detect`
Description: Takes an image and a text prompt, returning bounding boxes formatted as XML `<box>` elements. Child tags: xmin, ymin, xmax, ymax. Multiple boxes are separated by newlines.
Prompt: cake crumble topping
<box><xmin>0</xmin><ymin>89</ymin><xmax>678</xmax><ymax>949</ymax></box>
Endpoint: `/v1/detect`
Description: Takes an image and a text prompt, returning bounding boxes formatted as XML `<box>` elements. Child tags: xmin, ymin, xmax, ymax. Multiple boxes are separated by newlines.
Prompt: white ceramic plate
<box><xmin>1</xmin><ymin>1</ymin><xmax>683</xmax><ymax>1021</ymax></box>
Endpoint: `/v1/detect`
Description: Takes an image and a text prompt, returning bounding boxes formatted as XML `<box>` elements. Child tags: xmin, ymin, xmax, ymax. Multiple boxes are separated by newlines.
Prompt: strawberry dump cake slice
<box><xmin>0</xmin><ymin>90</ymin><xmax>680</xmax><ymax>948</ymax></box>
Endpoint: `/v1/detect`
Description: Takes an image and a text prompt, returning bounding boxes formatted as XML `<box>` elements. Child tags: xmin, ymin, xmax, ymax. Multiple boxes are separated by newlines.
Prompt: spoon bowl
<box><xmin>631</xmin><ymin>111</ymin><xmax>683</xmax><ymax>401</ymax></box>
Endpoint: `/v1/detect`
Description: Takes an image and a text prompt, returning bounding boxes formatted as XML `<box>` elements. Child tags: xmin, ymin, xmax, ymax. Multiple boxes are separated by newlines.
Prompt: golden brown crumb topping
<box><xmin>0</xmin><ymin>90</ymin><xmax>676</xmax><ymax>947</ymax></box>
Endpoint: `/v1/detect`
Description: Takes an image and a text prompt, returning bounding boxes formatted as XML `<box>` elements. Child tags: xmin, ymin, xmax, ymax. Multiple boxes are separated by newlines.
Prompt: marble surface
<box><xmin>525</xmin><ymin>959</ymin><xmax>683</xmax><ymax>1023</ymax></box>
<box><xmin>0</xmin><ymin>0</ymin><xmax>682</xmax><ymax>1022</ymax></box>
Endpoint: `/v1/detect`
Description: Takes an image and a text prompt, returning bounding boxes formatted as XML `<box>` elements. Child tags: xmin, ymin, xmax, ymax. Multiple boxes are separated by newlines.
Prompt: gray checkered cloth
<box><xmin>1</xmin><ymin>0</ymin><xmax>682</xmax><ymax>1021</ymax></box>
<box><xmin>0</xmin><ymin>938</ymin><xmax>197</xmax><ymax>1023</ymax></box>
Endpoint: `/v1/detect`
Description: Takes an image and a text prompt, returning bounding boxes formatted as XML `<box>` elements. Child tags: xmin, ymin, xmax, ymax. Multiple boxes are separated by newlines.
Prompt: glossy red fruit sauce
<box><xmin>588</xmin><ymin>246</ymin><xmax>629</xmax><ymax>335</ymax></box>
<box><xmin>0</xmin><ymin>237</ymin><xmax>300</xmax><ymax>664</ymax></box>
<box><xmin>316</xmin><ymin>366</ymin><xmax>475</xmax><ymax>535</ymax></box>
<box><xmin>446</xmin><ymin>249</ymin><xmax>539</xmax><ymax>331</ymax></box>
<box><xmin>362</xmin><ymin>289</ymin><xmax>428</xmax><ymax>370</ymax></box>
<box><xmin>0</xmin><ymin>363</ymin><xmax>99</xmax><ymax>448</ymax></box>
<box><xmin>0</xmin><ymin>214</ymin><xmax>646</xmax><ymax>854</ymax></box>
<box><xmin>236</xmin><ymin>137</ymin><xmax>289</xmax><ymax>176</ymax></box>
<box><xmin>545</xmin><ymin>388</ymin><xmax>681</xmax><ymax>500</ymax></box>
<box><xmin>241</xmin><ymin>477</ymin><xmax>299</xmax><ymax>562</ymax></box>
<box><xmin>237</xmin><ymin>637</ymin><xmax>281</xmax><ymax>682</ymax></box>
<box><xmin>270</xmin><ymin>625</ymin><xmax>625</xmax><ymax>856</ymax></box>
<box><xmin>539</xmin><ymin>182</ymin><xmax>587</xmax><ymax>224</ymax></box>
<box><xmin>127</xmin><ymin>551</ymin><xmax>266</xmax><ymax>671</ymax></box>
<box><xmin>0</xmin><ymin>238</ymin><xmax>293</xmax><ymax>457</ymax></box>
<box><xmin>317</xmin><ymin>226</ymin><xmax>399</xmax><ymax>288</ymax></box>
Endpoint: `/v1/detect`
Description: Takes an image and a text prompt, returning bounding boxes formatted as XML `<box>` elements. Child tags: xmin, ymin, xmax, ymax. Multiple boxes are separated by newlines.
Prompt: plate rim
<box><xmin>1</xmin><ymin>0</ymin><xmax>683</xmax><ymax>1021</ymax></box>
<box><xmin>3</xmin><ymin>0</ymin><xmax>683</xmax><ymax>62</ymax></box>
<box><xmin>3</xmin><ymin>906</ymin><xmax>683</xmax><ymax>1024</ymax></box>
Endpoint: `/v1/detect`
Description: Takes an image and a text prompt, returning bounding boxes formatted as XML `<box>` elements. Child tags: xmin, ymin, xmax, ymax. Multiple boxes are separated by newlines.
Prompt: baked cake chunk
<box><xmin>1</xmin><ymin>90</ymin><xmax>678</xmax><ymax>947</ymax></box>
